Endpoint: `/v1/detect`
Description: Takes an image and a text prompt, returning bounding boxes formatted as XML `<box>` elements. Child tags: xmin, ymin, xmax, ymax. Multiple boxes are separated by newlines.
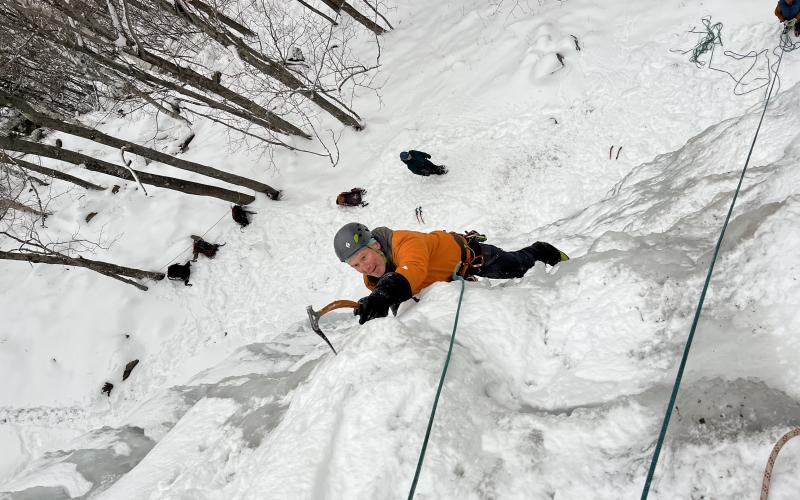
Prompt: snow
<box><xmin>3</xmin><ymin>0</ymin><xmax>800</xmax><ymax>498</ymax></box>
<box><xmin>2</xmin><ymin>461</ymin><xmax>92</xmax><ymax>499</ymax></box>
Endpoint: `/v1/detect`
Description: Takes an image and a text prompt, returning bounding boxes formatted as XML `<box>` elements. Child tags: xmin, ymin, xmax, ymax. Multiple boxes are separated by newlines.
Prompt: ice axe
<box><xmin>306</xmin><ymin>300</ymin><xmax>359</xmax><ymax>355</ymax></box>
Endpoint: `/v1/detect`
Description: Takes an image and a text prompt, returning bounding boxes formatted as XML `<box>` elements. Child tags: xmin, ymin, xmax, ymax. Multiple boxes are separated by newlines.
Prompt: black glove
<box><xmin>355</xmin><ymin>272</ymin><xmax>413</xmax><ymax>324</ymax></box>
<box><xmin>356</xmin><ymin>292</ymin><xmax>391</xmax><ymax>324</ymax></box>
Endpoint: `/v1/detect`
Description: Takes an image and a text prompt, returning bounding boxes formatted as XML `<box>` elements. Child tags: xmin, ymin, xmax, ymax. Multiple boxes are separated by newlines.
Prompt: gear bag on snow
<box><xmin>336</xmin><ymin>188</ymin><xmax>368</xmax><ymax>207</ymax></box>
<box><xmin>232</xmin><ymin>205</ymin><xmax>256</xmax><ymax>228</ymax></box>
<box><xmin>191</xmin><ymin>236</ymin><xmax>225</xmax><ymax>261</ymax></box>
<box><xmin>167</xmin><ymin>261</ymin><xmax>192</xmax><ymax>286</ymax></box>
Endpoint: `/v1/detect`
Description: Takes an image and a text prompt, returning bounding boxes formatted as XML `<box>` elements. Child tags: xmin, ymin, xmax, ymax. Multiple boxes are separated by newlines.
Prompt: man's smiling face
<box><xmin>348</xmin><ymin>244</ymin><xmax>386</xmax><ymax>277</ymax></box>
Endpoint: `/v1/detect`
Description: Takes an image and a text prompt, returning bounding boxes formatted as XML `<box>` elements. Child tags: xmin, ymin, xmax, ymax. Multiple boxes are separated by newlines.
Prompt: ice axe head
<box><xmin>305</xmin><ymin>300</ymin><xmax>359</xmax><ymax>355</ymax></box>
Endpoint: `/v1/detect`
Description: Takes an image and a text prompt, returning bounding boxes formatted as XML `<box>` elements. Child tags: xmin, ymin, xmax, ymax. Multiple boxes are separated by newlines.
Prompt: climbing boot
<box><xmin>527</xmin><ymin>242</ymin><xmax>568</xmax><ymax>267</ymax></box>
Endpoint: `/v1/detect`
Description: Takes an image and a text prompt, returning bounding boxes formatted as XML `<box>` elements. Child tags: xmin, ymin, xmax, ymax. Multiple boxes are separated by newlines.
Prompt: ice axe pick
<box><xmin>306</xmin><ymin>300</ymin><xmax>359</xmax><ymax>355</ymax></box>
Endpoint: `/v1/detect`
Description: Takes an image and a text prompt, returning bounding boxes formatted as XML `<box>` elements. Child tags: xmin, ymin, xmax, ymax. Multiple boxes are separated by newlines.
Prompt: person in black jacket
<box><xmin>399</xmin><ymin>150</ymin><xmax>447</xmax><ymax>176</ymax></box>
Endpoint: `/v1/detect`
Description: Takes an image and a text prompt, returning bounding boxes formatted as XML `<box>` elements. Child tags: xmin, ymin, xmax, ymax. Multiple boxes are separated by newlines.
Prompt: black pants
<box><xmin>472</xmin><ymin>241</ymin><xmax>562</xmax><ymax>279</ymax></box>
<box><xmin>423</xmin><ymin>161</ymin><xmax>447</xmax><ymax>175</ymax></box>
<box><xmin>408</xmin><ymin>160</ymin><xmax>447</xmax><ymax>176</ymax></box>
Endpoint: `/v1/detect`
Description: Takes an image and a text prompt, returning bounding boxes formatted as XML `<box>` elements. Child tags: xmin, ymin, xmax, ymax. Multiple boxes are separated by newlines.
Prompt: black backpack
<box><xmin>232</xmin><ymin>205</ymin><xmax>256</xmax><ymax>228</ymax></box>
<box><xmin>167</xmin><ymin>261</ymin><xmax>192</xmax><ymax>286</ymax></box>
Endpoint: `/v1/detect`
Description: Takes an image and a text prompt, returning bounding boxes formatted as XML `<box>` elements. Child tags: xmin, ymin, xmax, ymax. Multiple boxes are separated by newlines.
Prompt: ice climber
<box><xmin>399</xmin><ymin>150</ymin><xmax>448</xmax><ymax>176</ymax></box>
<box><xmin>333</xmin><ymin>223</ymin><xmax>569</xmax><ymax>324</ymax></box>
<box><xmin>776</xmin><ymin>0</ymin><xmax>800</xmax><ymax>35</ymax></box>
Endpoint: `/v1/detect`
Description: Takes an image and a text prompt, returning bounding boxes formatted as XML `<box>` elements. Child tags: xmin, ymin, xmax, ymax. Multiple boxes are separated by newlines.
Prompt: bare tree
<box><xmin>154</xmin><ymin>0</ymin><xmax>364</xmax><ymax>129</ymax></box>
<box><xmin>1</xmin><ymin>1</ymin><xmax>311</xmax><ymax>139</ymax></box>
<box><xmin>0</xmin><ymin>156</ymin><xmax>163</xmax><ymax>290</ymax></box>
<box><xmin>3</xmin><ymin>156</ymin><xmax>105</xmax><ymax>192</ymax></box>
<box><xmin>0</xmin><ymin>250</ymin><xmax>165</xmax><ymax>291</ymax></box>
<box><xmin>0</xmin><ymin>89</ymin><xmax>282</xmax><ymax>199</ymax></box>
<box><xmin>249</xmin><ymin>0</ymin><xmax>385</xmax><ymax>122</ymax></box>
<box><xmin>0</xmin><ymin>0</ymin><xmax>389</xmax><ymax>176</ymax></box>
<box><xmin>0</xmin><ymin>228</ymin><xmax>165</xmax><ymax>291</ymax></box>
<box><xmin>291</xmin><ymin>0</ymin><xmax>339</xmax><ymax>25</ymax></box>
<box><xmin>0</xmin><ymin>135</ymin><xmax>256</xmax><ymax>204</ymax></box>
<box><xmin>0</xmin><ymin>0</ymin><xmax>402</xmax><ymax>292</ymax></box>
<box><xmin>317</xmin><ymin>0</ymin><xmax>388</xmax><ymax>35</ymax></box>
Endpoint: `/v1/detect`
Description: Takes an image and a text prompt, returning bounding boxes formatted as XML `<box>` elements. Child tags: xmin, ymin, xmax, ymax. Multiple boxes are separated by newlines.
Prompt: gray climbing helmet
<box><xmin>334</xmin><ymin>222</ymin><xmax>372</xmax><ymax>263</ymax></box>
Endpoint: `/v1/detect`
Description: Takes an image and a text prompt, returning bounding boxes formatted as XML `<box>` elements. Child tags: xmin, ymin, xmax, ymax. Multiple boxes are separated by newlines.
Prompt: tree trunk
<box><xmin>0</xmin><ymin>250</ymin><xmax>164</xmax><ymax>291</ymax></box>
<box><xmin>31</xmin><ymin>13</ymin><xmax>310</xmax><ymax>140</ymax></box>
<box><xmin>0</xmin><ymin>198</ymin><xmax>50</xmax><ymax>217</ymax></box>
<box><xmin>63</xmin><ymin>39</ymin><xmax>302</xmax><ymax>141</ymax></box>
<box><xmin>0</xmin><ymin>135</ymin><xmax>255</xmax><ymax>204</ymax></box>
<box><xmin>2</xmin><ymin>157</ymin><xmax>105</xmax><ymax>191</ymax></box>
<box><xmin>158</xmin><ymin>0</ymin><xmax>363</xmax><ymax>129</ymax></box>
<box><xmin>130</xmin><ymin>48</ymin><xmax>311</xmax><ymax>138</ymax></box>
<box><xmin>292</xmin><ymin>0</ymin><xmax>338</xmax><ymax>25</ymax></box>
<box><xmin>127</xmin><ymin>84</ymin><xmax>191</xmax><ymax>126</ymax></box>
<box><xmin>318</xmin><ymin>0</ymin><xmax>387</xmax><ymax>35</ymax></box>
<box><xmin>360</xmin><ymin>0</ymin><xmax>393</xmax><ymax>30</ymax></box>
<box><xmin>4</xmin><ymin>164</ymin><xmax>50</xmax><ymax>187</ymax></box>
<box><xmin>183</xmin><ymin>0</ymin><xmax>257</xmax><ymax>38</ymax></box>
<box><xmin>0</xmin><ymin>90</ymin><xmax>281</xmax><ymax>199</ymax></box>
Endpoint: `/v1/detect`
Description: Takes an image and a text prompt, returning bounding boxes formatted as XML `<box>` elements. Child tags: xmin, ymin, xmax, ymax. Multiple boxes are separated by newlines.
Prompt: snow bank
<box><xmin>3</xmin><ymin>0</ymin><xmax>800</xmax><ymax>498</ymax></box>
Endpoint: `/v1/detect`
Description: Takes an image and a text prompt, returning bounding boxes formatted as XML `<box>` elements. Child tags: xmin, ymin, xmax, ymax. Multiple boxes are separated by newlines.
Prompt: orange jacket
<box><xmin>363</xmin><ymin>229</ymin><xmax>463</xmax><ymax>295</ymax></box>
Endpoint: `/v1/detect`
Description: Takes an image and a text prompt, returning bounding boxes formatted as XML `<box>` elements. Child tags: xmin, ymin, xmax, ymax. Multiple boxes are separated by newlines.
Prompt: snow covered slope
<box><xmin>3</xmin><ymin>0</ymin><xmax>800</xmax><ymax>498</ymax></box>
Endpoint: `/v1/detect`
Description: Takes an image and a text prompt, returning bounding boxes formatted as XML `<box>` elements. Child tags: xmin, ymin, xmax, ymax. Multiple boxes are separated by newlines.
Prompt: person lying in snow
<box><xmin>775</xmin><ymin>0</ymin><xmax>800</xmax><ymax>35</ymax></box>
<box><xmin>333</xmin><ymin>222</ymin><xmax>569</xmax><ymax>324</ymax></box>
<box><xmin>399</xmin><ymin>150</ymin><xmax>448</xmax><ymax>176</ymax></box>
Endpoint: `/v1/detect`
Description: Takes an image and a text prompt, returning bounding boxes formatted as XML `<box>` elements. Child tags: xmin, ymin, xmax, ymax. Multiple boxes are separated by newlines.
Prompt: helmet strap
<box><xmin>367</xmin><ymin>238</ymin><xmax>388</xmax><ymax>263</ymax></box>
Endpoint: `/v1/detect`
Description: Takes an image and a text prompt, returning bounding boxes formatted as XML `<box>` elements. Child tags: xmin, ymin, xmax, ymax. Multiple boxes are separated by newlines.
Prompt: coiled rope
<box><xmin>672</xmin><ymin>17</ymin><xmax>800</xmax><ymax>95</ymax></box>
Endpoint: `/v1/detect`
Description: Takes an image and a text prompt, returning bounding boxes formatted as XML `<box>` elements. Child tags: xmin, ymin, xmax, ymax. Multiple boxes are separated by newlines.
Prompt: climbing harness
<box><xmin>640</xmin><ymin>33</ymin><xmax>787</xmax><ymax>499</ymax></box>
<box><xmin>407</xmin><ymin>263</ymin><xmax>467</xmax><ymax>499</ymax></box>
<box><xmin>760</xmin><ymin>428</ymin><xmax>800</xmax><ymax>500</ymax></box>
<box><xmin>450</xmin><ymin>230</ymin><xmax>486</xmax><ymax>277</ymax></box>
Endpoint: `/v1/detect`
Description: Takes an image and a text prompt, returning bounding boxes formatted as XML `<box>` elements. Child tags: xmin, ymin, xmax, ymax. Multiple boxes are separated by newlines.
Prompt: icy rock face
<box><xmin>3</xmin><ymin>486</ymin><xmax>72</xmax><ymax>500</ymax></box>
<box><xmin>1</xmin><ymin>426</ymin><xmax>154</xmax><ymax>499</ymax></box>
<box><xmin>4</xmin><ymin>0</ymin><xmax>800</xmax><ymax>494</ymax></box>
<box><xmin>669</xmin><ymin>378</ymin><xmax>800</xmax><ymax>442</ymax></box>
<box><xmin>0</xmin><ymin>340</ymin><xmax>321</xmax><ymax>499</ymax></box>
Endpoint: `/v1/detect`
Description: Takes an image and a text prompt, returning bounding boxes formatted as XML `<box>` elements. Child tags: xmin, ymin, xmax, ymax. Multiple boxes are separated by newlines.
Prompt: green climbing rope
<box><xmin>687</xmin><ymin>17</ymin><xmax>724</xmax><ymax>66</ymax></box>
<box><xmin>407</xmin><ymin>269</ymin><xmax>467</xmax><ymax>499</ymax></box>
<box><xmin>672</xmin><ymin>17</ymin><xmax>800</xmax><ymax>96</ymax></box>
<box><xmin>641</xmin><ymin>38</ymin><xmax>786</xmax><ymax>499</ymax></box>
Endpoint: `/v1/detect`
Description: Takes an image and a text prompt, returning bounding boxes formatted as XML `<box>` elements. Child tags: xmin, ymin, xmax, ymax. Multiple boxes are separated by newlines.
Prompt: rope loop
<box><xmin>761</xmin><ymin>428</ymin><xmax>800</xmax><ymax>500</ymax></box>
<box><xmin>672</xmin><ymin>17</ymin><xmax>800</xmax><ymax>96</ymax></box>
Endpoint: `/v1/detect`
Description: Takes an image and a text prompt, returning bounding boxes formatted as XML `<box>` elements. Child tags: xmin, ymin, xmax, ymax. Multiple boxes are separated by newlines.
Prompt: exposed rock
<box><xmin>101</xmin><ymin>382</ymin><xmax>114</xmax><ymax>397</ymax></box>
<box><xmin>122</xmin><ymin>359</ymin><xmax>139</xmax><ymax>381</ymax></box>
